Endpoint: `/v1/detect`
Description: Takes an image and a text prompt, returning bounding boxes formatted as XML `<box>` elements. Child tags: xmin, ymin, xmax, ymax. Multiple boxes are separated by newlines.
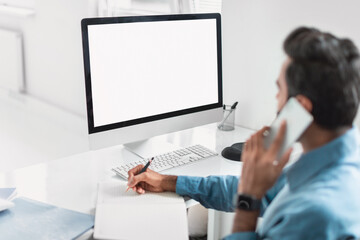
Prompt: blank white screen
<box><xmin>88</xmin><ymin>19</ymin><xmax>219</xmax><ymax>127</ymax></box>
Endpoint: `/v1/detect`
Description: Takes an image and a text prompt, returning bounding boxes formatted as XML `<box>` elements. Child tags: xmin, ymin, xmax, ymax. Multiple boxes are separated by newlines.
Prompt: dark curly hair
<box><xmin>284</xmin><ymin>27</ymin><xmax>360</xmax><ymax>129</ymax></box>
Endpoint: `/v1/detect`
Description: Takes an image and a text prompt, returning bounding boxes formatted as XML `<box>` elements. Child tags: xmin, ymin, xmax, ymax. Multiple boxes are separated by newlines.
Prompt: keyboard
<box><xmin>112</xmin><ymin>144</ymin><xmax>218</xmax><ymax>179</ymax></box>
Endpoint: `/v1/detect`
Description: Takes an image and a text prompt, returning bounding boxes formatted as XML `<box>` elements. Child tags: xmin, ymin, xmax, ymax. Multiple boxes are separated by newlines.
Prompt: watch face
<box><xmin>238</xmin><ymin>200</ymin><xmax>250</xmax><ymax>209</ymax></box>
<box><xmin>237</xmin><ymin>194</ymin><xmax>261</xmax><ymax>211</ymax></box>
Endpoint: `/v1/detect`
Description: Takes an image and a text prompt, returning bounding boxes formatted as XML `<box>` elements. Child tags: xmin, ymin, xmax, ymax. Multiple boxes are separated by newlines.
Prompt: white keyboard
<box><xmin>112</xmin><ymin>144</ymin><xmax>218</xmax><ymax>179</ymax></box>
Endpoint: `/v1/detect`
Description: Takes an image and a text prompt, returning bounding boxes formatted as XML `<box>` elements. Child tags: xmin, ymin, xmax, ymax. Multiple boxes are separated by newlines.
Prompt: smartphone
<box><xmin>263</xmin><ymin>97</ymin><xmax>313</xmax><ymax>158</ymax></box>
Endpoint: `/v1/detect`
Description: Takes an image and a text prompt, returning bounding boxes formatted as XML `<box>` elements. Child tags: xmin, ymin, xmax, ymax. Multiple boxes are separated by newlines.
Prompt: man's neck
<box><xmin>300</xmin><ymin>124</ymin><xmax>350</xmax><ymax>153</ymax></box>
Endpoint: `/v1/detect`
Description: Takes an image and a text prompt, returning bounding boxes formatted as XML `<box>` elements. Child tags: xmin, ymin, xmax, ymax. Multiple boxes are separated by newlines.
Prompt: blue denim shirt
<box><xmin>176</xmin><ymin>127</ymin><xmax>360</xmax><ymax>239</ymax></box>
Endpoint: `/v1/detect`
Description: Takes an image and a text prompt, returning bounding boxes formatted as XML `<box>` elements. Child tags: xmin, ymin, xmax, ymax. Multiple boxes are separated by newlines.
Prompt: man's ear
<box><xmin>295</xmin><ymin>95</ymin><xmax>313</xmax><ymax>112</ymax></box>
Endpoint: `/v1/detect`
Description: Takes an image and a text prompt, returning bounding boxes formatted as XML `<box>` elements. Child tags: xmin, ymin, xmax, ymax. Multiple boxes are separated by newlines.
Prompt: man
<box><xmin>127</xmin><ymin>27</ymin><xmax>360</xmax><ymax>239</ymax></box>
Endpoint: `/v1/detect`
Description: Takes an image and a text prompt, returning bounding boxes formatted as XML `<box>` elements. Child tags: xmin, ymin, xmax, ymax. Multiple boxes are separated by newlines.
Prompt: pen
<box><xmin>230</xmin><ymin>101</ymin><xmax>238</xmax><ymax>110</ymax></box>
<box><xmin>126</xmin><ymin>157</ymin><xmax>154</xmax><ymax>192</ymax></box>
<box><xmin>218</xmin><ymin>101</ymin><xmax>238</xmax><ymax>128</ymax></box>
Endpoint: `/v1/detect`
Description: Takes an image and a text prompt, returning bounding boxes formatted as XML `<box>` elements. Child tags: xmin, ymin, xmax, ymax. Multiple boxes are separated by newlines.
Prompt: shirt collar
<box><xmin>285</xmin><ymin>126</ymin><xmax>360</xmax><ymax>191</ymax></box>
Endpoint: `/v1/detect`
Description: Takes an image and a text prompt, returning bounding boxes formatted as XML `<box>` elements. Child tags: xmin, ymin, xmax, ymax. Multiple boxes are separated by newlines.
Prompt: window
<box><xmin>98</xmin><ymin>0</ymin><xmax>178</xmax><ymax>16</ymax></box>
<box><xmin>193</xmin><ymin>0</ymin><xmax>222</xmax><ymax>13</ymax></box>
<box><xmin>97</xmin><ymin>0</ymin><xmax>222</xmax><ymax>17</ymax></box>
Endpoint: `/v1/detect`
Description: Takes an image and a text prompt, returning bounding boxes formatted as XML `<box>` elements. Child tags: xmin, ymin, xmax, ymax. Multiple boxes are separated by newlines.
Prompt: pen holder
<box><xmin>218</xmin><ymin>105</ymin><xmax>236</xmax><ymax>131</ymax></box>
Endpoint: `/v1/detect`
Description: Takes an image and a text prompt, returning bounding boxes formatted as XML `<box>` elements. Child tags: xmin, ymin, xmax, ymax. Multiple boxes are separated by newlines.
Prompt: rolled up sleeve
<box><xmin>176</xmin><ymin>175</ymin><xmax>238</xmax><ymax>212</ymax></box>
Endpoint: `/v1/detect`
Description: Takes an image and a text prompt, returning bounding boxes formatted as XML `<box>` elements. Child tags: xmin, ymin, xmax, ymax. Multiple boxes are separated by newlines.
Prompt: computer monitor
<box><xmin>81</xmin><ymin>13</ymin><xmax>223</xmax><ymax>157</ymax></box>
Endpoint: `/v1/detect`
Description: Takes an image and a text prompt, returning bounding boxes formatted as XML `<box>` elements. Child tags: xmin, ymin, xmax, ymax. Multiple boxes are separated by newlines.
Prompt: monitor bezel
<box><xmin>81</xmin><ymin>13</ymin><xmax>223</xmax><ymax>134</ymax></box>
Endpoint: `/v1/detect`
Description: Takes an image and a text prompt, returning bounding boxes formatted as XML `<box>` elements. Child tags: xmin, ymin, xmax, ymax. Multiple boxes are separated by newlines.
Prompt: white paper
<box><xmin>94</xmin><ymin>181</ymin><xmax>188</xmax><ymax>240</ymax></box>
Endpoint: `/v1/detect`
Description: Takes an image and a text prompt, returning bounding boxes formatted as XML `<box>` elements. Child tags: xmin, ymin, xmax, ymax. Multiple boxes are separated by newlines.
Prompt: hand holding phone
<box><xmin>238</xmin><ymin>98</ymin><xmax>312</xmax><ymax>198</ymax></box>
<box><xmin>263</xmin><ymin>97</ymin><xmax>313</xmax><ymax>159</ymax></box>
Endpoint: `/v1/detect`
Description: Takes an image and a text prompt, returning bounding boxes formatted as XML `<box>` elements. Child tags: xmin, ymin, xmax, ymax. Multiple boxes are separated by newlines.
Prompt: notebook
<box><xmin>94</xmin><ymin>181</ymin><xmax>188</xmax><ymax>240</ymax></box>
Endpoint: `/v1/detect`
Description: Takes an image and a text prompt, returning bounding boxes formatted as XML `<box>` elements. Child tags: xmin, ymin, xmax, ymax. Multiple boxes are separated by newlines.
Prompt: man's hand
<box><xmin>232</xmin><ymin>121</ymin><xmax>292</xmax><ymax>233</ymax></box>
<box><xmin>239</xmin><ymin>121</ymin><xmax>292</xmax><ymax>199</ymax></box>
<box><xmin>127</xmin><ymin>165</ymin><xmax>177</xmax><ymax>194</ymax></box>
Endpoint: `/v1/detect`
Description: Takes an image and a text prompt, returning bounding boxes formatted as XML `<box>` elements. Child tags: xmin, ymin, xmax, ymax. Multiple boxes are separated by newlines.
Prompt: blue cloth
<box><xmin>176</xmin><ymin>127</ymin><xmax>360</xmax><ymax>239</ymax></box>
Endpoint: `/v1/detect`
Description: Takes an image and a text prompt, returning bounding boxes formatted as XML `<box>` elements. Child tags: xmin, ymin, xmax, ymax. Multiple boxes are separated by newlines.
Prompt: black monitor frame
<box><xmin>81</xmin><ymin>13</ymin><xmax>223</xmax><ymax>134</ymax></box>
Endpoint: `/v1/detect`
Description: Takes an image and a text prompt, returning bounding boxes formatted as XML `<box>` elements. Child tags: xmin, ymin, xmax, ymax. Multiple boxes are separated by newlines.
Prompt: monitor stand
<box><xmin>124</xmin><ymin>138</ymin><xmax>182</xmax><ymax>159</ymax></box>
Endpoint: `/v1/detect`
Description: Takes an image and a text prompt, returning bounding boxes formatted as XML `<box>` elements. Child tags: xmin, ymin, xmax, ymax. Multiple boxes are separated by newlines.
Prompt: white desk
<box><xmin>0</xmin><ymin>123</ymin><xmax>255</xmax><ymax>239</ymax></box>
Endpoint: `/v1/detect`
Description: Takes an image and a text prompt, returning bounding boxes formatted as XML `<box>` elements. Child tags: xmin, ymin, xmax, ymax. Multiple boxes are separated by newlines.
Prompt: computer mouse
<box><xmin>221</xmin><ymin>142</ymin><xmax>245</xmax><ymax>161</ymax></box>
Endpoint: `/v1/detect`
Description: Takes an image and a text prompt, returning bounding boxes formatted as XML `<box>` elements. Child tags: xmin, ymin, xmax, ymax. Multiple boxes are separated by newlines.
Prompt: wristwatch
<box><xmin>235</xmin><ymin>194</ymin><xmax>261</xmax><ymax>211</ymax></box>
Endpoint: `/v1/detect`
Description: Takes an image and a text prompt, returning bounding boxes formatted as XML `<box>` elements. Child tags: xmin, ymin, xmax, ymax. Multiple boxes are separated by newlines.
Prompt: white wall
<box><xmin>222</xmin><ymin>0</ymin><xmax>360</xmax><ymax>130</ymax></box>
<box><xmin>0</xmin><ymin>0</ymin><xmax>97</xmax><ymax>116</ymax></box>
<box><xmin>1</xmin><ymin>0</ymin><xmax>359</xmax><ymax>125</ymax></box>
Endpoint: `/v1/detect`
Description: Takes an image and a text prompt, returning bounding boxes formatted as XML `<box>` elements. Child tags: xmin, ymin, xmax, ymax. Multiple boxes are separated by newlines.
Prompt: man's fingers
<box><xmin>127</xmin><ymin>172</ymin><xmax>148</xmax><ymax>188</ymax></box>
<box><xmin>248</xmin><ymin>135</ymin><xmax>254</xmax><ymax>152</ymax></box>
<box><xmin>268</xmin><ymin>121</ymin><xmax>287</xmax><ymax>156</ymax></box>
<box><xmin>244</xmin><ymin>139</ymin><xmax>249</xmax><ymax>152</ymax></box>
<box><xmin>259</xmin><ymin>126</ymin><xmax>270</xmax><ymax>136</ymax></box>
<box><xmin>253</xmin><ymin>133</ymin><xmax>259</xmax><ymax>153</ymax></box>
<box><xmin>137</xmin><ymin>189</ymin><xmax>145</xmax><ymax>194</ymax></box>
<box><xmin>134</xmin><ymin>185</ymin><xmax>145</xmax><ymax>194</ymax></box>
<box><xmin>255</xmin><ymin>127</ymin><xmax>268</xmax><ymax>152</ymax></box>
<box><xmin>128</xmin><ymin>164</ymin><xmax>144</xmax><ymax>180</ymax></box>
<box><xmin>246</xmin><ymin>126</ymin><xmax>269</xmax><ymax>155</ymax></box>
<box><xmin>136</xmin><ymin>182</ymin><xmax>147</xmax><ymax>194</ymax></box>
<box><xmin>240</xmin><ymin>141</ymin><xmax>248</xmax><ymax>162</ymax></box>
<box><xmin>259</xmin><ymin>126</ymin><xmax>270</xmax><ymax>148</ymax></box>
<box><xmin>127</xmin><ymin>164</ymin><xmax>145</xmax><ymax>186</ymax></box>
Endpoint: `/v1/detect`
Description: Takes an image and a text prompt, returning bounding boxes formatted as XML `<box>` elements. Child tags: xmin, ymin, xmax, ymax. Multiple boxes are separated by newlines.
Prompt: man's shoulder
<box><xmin>296</xmin><ymin>196</ymin><xmax>338</xmax><ymax>219</ymax></box>
<box><xmin>289</xmin><ymin>175</ymin><xmax>360</xmax><ymax>229</ymax></box>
